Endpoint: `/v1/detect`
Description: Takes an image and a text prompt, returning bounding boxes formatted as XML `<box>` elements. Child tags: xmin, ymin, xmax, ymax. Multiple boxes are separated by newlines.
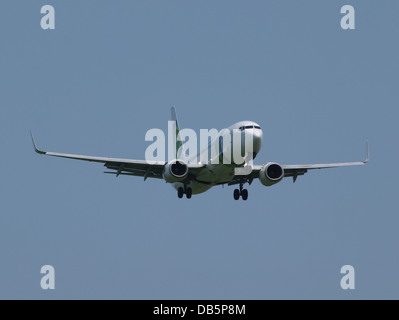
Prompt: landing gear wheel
<box><xmin>241</xmin><ymin>189</ymin><xmax>249</xmax><ymax>201</ymax></box>
<box><xmin>234</xmin><ymin>189</ymin><xmax>240</xmax><ymax>200</ymax></box>
<box><xmin>186</xmin><ymin>188</ymin><xmax>193</xmax><ymax>199</ymax></box>
<box><xmin>178</xmin><ymin>187</ymin><xmax>184</xmax><ymax>199</ymax></box>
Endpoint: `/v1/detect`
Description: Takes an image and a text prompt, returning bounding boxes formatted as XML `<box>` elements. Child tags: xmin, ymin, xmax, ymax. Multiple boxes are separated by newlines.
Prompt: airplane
<box><xmin>31</xmin><ymin>107</ymin><xmax>369</xmax><ymax>200</ymax></box>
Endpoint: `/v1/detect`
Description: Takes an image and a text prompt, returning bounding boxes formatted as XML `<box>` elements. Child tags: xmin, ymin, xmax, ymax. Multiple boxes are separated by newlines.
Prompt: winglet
<box><xmin>30</xmin><ymin>131</ymin><xmax>46</xmax><ymax>155</ymax></box>
<box><xmin>364</xmin><ymin>140</ymin><xmax>370</xmax><ymax>164</ymax></box>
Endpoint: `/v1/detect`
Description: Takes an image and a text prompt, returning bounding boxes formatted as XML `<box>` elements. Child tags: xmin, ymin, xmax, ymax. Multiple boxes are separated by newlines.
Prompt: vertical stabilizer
<box><xmin>171</xmin><ymin>107</ymin><xmax>184</xmax><ymax>159</ymax></box>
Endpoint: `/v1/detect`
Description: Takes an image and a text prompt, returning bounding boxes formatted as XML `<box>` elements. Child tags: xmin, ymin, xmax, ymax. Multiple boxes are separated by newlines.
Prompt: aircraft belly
<box><xmin>195</xmin><ymin>164</ymin><xmax>235</xmax><ymax>184</ymax></box>
<box><xmin>172</xmin><ymin>165</ymin><xmax>236</xmax><ymax>195</ymax></box>
<box><xmin>173</xmin><ymin>181</ymin><xmax>212</xmax><ymax>195</ymax></box>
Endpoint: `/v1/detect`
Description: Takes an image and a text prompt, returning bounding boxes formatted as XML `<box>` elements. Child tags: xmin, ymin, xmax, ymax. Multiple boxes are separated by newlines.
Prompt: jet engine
<box><xmin>163</xmin><ymin>160</ymin><xmax>189</xmax><ymax>183</ymax></box>
<box><xmin>259</xmin><ymin>162</ymin><xmax>284</xmax><ymax>187</ymax></box>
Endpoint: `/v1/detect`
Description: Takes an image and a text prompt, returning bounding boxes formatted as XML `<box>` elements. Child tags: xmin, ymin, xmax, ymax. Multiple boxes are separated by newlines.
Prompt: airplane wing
<box><xmin>31</xmin><ymin>131</ymin><xmax>166</xmax><ymax>180</ymax></box>
<box><xmin>227</xmin><ymin>141</ymin><xmax>369</xmax><ymax>185</ymax></box>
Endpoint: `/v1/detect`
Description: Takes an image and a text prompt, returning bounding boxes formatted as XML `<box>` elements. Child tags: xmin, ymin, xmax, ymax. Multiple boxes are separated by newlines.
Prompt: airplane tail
<box><xmin>171</xmin><ymin>106</ymin><xmax>184</xmax><ymax>160</ymax></box>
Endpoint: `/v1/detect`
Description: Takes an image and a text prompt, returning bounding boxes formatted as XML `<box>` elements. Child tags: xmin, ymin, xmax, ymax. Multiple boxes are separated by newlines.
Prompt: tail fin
<box><xmin>171</xmin><ymin>106</ymin><xmax>184</xmax><ymax>159</ymax></box>
<box><xmin>364</xmin><ymin>140</ymin><xmax>370</xmax><ymax>164</ymax></box>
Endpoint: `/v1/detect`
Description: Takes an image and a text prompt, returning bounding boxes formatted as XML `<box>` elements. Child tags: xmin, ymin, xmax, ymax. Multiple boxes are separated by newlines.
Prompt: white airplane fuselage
<box><xmin>173</xmin><ymin>121</ymin><xmax>263</xmax><ymax>195</ymax></box>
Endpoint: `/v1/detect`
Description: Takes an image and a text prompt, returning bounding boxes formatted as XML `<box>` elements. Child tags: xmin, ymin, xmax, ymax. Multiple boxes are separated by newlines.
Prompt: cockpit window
<box><xmin>239</xmin><ymin>125</ymin><xmax>261</xmax><ymax>131</ymax></box>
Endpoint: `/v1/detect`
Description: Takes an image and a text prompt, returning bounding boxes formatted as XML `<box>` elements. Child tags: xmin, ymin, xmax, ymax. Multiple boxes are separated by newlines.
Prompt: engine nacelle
<box><xmin>163</xmin><ymin>160</ymin><xmax>189</xmax><ymax>183</ymax></box>
<box><xmin>259</xmin><ymin>162</ymin><xmax>284</xmax><ymax>187</ymax></box>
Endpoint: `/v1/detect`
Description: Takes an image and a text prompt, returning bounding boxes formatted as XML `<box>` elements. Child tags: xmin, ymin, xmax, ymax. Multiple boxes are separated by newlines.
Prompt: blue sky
<box><xmin>1</xmin><ymin>0</ymin><xmax>398</xmax><ymax>299</ymax></box>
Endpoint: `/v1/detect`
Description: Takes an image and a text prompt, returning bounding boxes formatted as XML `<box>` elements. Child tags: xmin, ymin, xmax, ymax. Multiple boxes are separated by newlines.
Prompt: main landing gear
<box><xmin>178</xmin><ymin>186</ymin><xmax>192</xmax><ymax>199</ymax></box>
<box><xmin>234</xmin><ymin>181</ymin><xmax>249</xmax><ymax>201</ymax></box>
